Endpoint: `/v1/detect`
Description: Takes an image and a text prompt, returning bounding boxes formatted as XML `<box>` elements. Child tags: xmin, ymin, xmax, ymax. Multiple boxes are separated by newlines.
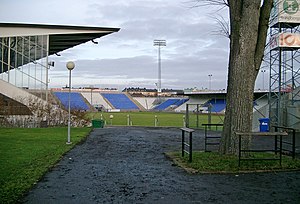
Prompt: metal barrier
<box><xmin>202</xmin><ymin>123</ymin><xmax>223</xmax><ymax>152</ymax></box>
<box><xmin>181</xmin><ymin>127</ymin><xmax>195</xmax><ymax>162</ymax></box>
<box><xmin>273</xmin><ymin>126</ymin><xmax>297</xmax><ymax>159</ymax></box>
<box><xmin>236</xmin><ymin>132</ymin><xmax>288</xmax><ymax>166</ymax></box>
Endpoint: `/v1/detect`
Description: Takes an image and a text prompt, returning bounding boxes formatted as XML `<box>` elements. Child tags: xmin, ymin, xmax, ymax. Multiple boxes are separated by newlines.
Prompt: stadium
<box><xmin>2</xmin><ymin>2</ymin><xmax>300</xmax><ymax>203</ymax></box>
<box><xmin>0</xmin><ymin>22</ymin><xmax>299</xmax><ymax>131</ymax></box>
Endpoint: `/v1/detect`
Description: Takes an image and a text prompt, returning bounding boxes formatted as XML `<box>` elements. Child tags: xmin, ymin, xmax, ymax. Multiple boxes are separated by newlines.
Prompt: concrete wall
<box><xmin>0</xmin><ymin>79</ymin><xmax>45</xmax><ymax>107</ymax></box>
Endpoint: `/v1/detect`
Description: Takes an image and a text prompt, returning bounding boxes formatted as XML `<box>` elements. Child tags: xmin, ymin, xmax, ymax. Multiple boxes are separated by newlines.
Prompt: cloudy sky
<box><xmin>0</xmin><ymin>0</ymin><xmax>266</xmax><ymax>90</ymax></box>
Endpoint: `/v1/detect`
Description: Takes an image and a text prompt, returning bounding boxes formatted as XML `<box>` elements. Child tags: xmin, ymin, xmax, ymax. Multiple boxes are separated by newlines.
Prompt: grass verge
<box><xmin>166</xmin><ymin>151</ymin><xmax>300</xmax><ymax>174</ymax></box>
<box><xmin>0</xmin><ymin>127</ymin><xmax>91</xmax><ymax>204</ymax></box>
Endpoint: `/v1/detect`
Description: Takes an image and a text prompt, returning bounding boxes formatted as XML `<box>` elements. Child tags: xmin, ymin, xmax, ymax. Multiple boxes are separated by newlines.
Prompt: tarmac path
<box><xmin>23</xmin><ymin>127</ymin><xmax>300</xmax><ymax>204</ymax></box>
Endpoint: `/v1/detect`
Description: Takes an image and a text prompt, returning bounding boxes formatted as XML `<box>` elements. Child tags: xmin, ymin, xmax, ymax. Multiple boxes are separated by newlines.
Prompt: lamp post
<box><xmin>208</xmin><ymin>74</ymin><xmax>212</xmax><ymax>90</ymax></box>
<box><xmin>261</xmin><ymin>69</ymin><xmax>266</xmax><ymax>90</ymax></box>
<box><xmin>66</xmin><ymin>61</ymin><xmax>75</xmax><ymax>145</ymax></box>
<box><xmin>153</xmin><ymin>39</ymin><xmax>166</xmax><ymax>95</ymax></box>
<box><xmin>90</xmin><ymin>85</ymin><xmax>94</xmax><ymax>106</ymax></box>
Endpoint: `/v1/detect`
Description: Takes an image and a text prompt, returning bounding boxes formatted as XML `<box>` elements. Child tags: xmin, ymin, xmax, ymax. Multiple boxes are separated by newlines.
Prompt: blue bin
<box><xmin>259</xmin><ymin>118</ymin><xmax>270</xmax><ymax>132</ymax></box>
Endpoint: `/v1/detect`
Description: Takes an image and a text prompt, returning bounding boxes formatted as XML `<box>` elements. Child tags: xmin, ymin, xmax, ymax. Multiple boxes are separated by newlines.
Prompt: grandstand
<box><xmin>53</xmin><ymin>92</ymin><xmax>90</xmax><ymax>111</ymax></box>
<box><xmin>101</xmin><ymin>93</ymin><xmax>140</xmax><ymax>110</ymax></box>
<box><xmin>204</xmin><ymin>99</ymin><xmax>226</xmax><ymax>113</ymax></box>
<box><xmin>153</xmin><ymin>98</ymin><xmax>189</xmax><ymax>111</ymax></box>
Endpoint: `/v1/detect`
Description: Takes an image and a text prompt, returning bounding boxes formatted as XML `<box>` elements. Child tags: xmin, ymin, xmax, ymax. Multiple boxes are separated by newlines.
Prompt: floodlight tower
<box><xmin>208</xmin><ymin>74</ymin><xmax>212</xmax><ymax>90</ymax></box>
<box><xmin>153</xmin><ymin>39</ymin><xmax>166</xmax><ymax>95</ymax></box>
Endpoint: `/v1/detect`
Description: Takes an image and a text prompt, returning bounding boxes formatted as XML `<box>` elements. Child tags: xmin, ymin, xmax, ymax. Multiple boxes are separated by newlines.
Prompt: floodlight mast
<box><xmin>208</xmin><ymin>74</ymin><xmax>212</xmax><ymax>90</ymax></box>
<box><xmin>153</xmin><ymin>39</ymin><xmax>166</xmax><ymax>95</ymax></box>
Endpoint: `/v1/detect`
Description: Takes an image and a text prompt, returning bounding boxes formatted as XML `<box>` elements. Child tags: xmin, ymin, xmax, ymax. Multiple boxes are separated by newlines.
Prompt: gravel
<box><xmin>23</xmin><ymin>127</ymin><xmax>300</xmax><ymax>204</ymax></box>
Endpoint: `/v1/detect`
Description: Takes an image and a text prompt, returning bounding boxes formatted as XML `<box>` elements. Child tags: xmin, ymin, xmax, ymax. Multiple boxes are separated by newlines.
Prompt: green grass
<box><xmin>0</xmin><ymin>127</ymin><xmax>91</xmax><ymax>204</ymax></box>
<box><xmin>87</xmin><ymin>112</ymin><xmax>224</xmax><ymax>128</ymax></box>
<box><xmin>167</xmin><ymin>151</ymin><xmax>300</xmax><ymax>173</ymax></box>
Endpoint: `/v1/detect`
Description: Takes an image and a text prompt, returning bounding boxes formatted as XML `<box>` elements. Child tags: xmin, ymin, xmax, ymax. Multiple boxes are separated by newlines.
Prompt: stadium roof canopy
<box><xmin>0</xmin><ymin>22</ymin><xmax>120</xmax><ymax>55</ymax></box>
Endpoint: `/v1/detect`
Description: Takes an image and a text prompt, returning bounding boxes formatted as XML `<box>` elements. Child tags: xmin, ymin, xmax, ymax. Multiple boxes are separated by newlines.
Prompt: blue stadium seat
<box><xmin>101</xmin><ymin>93</ymin><xmax>139</xmax><ymax>110</ymax></box>
<box><xmin>54</xmin><ymin>92</ymin><xmax>90</xmax><ymax>111</ymax></box>
<box><xmin>153</xmin><ymin>99</ymin><xmax>181</xmax><ymax>110</ymax></box>
<box><xmin>205</xmin><ymin>99</ymin><xmax>226</xmax><ymax>112</ymax></box>
<box><xmin>174</xmin><ymin>98</ymin><xmax>189</xmax><ymax>107</ymax></box>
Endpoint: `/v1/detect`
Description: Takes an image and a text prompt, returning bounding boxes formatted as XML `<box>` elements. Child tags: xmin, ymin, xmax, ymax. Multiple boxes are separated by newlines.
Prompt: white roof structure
<box><xmin>0</xmin><ymin>22</ymin><xmax>120</xmax><ymax>100</ymax></box>
<box><xmin>0</xmin><ymin>22</ymin><xmax>120</xmax><ymax>57</ymax></box>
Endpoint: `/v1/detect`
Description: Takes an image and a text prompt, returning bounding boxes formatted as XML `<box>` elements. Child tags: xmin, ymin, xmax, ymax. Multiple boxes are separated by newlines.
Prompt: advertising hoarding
<box><xmin>270</xmin><ymin>0</ymin><xmax>300</xmax><ymax>27</ymax></box>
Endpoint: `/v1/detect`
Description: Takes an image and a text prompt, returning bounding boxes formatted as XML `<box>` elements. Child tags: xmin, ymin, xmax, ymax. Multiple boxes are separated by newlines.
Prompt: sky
<box><xmin>0</xmin><ymin>0</ymin><xmax>268</xmax><ymax>90</ymax></box>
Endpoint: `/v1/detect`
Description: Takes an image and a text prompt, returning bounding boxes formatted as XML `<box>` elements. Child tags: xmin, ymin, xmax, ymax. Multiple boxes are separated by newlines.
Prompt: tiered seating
<box><xmin>101</xmin><ymin>93</ymin><xmax>139</xmax><ymax>110</ymax></box>
<box><xmin>154</xmin><ymin>98</ymin><xmax>189</xmax><ymax>111</ymax></box>
<box><xmin>54</xmin><ymin>92</ymin><xmax>90</xmax><ymax>111</ymax></box>
<box><xmin>174</xmin><ymin>98</ymin><xmax>189</xmax><ymax>107</ymax></box>
<box><xmin>153</xmin><ymin>99</ymin><xmax>181</xmax><ymax>110</ymax></box>
<box><xmin>204</xmin><ymin>99</ymin><xmax>226</xmax><ymax>112</ymax></box>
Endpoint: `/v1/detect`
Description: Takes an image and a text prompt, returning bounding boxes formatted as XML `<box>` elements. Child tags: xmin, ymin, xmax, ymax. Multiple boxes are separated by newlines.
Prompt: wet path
<box><xmin>23</xmin><ymin>127</ymin><xmax>300</xmax><ymax>203</ymax></box>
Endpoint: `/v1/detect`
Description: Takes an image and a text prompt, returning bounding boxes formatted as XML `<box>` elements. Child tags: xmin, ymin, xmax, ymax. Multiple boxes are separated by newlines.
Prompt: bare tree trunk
<box><xmin>220</xmin><ymin>0</ymin><xmax>273</xmax><ymax>155</ymax></box>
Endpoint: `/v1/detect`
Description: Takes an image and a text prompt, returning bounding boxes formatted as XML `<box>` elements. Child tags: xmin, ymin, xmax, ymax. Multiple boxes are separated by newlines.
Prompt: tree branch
<box><xmin>255</xmin><ymin>0</ymin><xmax>273</xmax><ymax>71</ymax></box>
<box><xmin>211</xmin><ymin>14</ymin><xmax>230</xmax><ymax>38</ymax></box>
<box><xmin>188</xmin><ymin>0</ymin><xmax>229</xmax><ymax>8</ymax></box>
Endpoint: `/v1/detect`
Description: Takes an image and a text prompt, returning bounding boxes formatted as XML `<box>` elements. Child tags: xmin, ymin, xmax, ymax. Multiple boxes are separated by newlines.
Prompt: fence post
<box><xmin>238</xmin><ymin>134</ymin><xmax>241</xmax><ymax>167</ymax></box>
<box><xmin>292</xmin><ymin>129</ymin><xmax>296</xmax><ymax>159</ymax></box>
<box><xmin>204</xmin><ymin>125</ymin><xmax>207</xmax><ymax>152</ymax></box>
<box><xmin>185</xmin><ymin>104</ymin><xmax>189</xmax><ymax>128</ymax></box>
<box><xmin>109</xmin><ymin>114</ymin><xmax>113</xmax><ymax>125</ymax></box>
<box><xmin>189</xmin><ymin>131</ymin><xmax>192</xmax><ymax>162</ymax></box>
<box><xmin>196</xmin><ymin>104</ymin><xmax>199</xmax><ymax>128</ymax></box>
<box><xmin>181</xmin><ymin>129</ymin><xmax>184</xmax><ymax>157</ymax></box>
<box><xmin>274</xmin><ymin>126</ymin><xmax>278</xmax><ymax>154</ymax></box>
<box><xmin>208</xmin><ymin>104</ymin><xmax>212</xmax><ymax>130</ymax></box>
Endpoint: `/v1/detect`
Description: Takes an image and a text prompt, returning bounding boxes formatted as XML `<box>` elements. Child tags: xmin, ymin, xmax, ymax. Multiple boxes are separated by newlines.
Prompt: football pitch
<box><xmin>87</xmin><ymin>111</ymin><xmax>224</xmax><ymax>128</ymax></box>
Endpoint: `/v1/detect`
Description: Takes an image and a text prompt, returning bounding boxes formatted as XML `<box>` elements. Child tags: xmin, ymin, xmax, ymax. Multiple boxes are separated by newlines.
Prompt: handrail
<box><xmin>202</xmin><ymin>123</ymin><xmax>223</xmax><ymax>152</ymax></box>
<box><xmin>236</xmin><ymin>131</ymin><xmax>288</xmax><ymax>166</ymax></box>
<box><xmin>181</xmin><ymin>127</ymin><xmax>194</xmax><ymax>162</ymax></box>
<box><xmin>273</xmin><ymin>125</ymin><xmax>297</xmax><ymax>159</ymax></box>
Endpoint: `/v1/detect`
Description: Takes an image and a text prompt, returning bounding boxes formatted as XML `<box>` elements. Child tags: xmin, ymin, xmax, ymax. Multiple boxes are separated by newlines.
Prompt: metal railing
<box><xmin>236</xmin><ymin>132</ymin><xmax>288</xmax><ymax>166</ymax></box>
<box><xmin>273</xmin><ymin>125</ymin><xmax>297</xmax><ymax>159</ymax></box>
<box><xmin>202</xmin><ymin>123</ymin><xmax>223</xmax><ymax>152</ymax></box>
<box><xmin>181</xmin><ymin>127</ymin><xmax>194</xmax><ymax>162</ymax></box>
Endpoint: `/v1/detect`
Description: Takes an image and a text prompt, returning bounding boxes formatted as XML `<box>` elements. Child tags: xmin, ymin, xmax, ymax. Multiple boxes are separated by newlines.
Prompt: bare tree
<box><xmin>195</xmin><ymin>0</ymin><xmax>273</xmax><ymax>154</ymax></box>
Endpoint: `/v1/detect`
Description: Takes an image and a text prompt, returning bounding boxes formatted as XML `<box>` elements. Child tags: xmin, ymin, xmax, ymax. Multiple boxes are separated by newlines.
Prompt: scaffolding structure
<box><xmin>267</xmin><ymin>0</ymin><xmax>300</xmax><ymax>129</ymax></box>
